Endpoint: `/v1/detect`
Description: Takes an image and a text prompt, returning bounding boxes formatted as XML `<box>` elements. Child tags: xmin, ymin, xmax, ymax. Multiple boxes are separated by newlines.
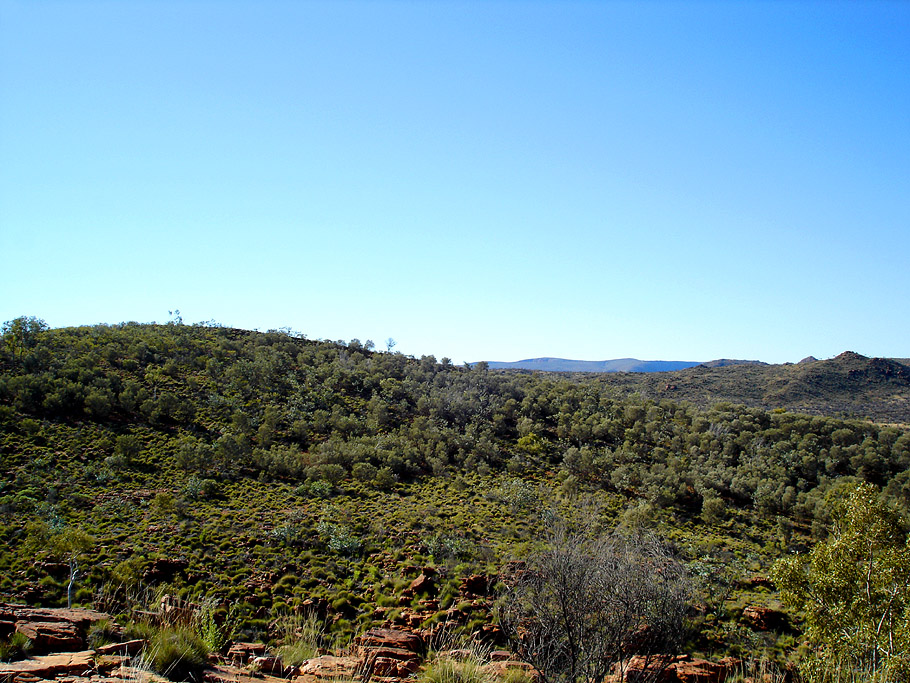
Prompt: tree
<box><xmin>499</xmin><ymin>526</ymin><xmax>691</xmax><ymax>683</ymax></box>
<box><xmin>772</xmin><ymin>482</ymin><xmax>910</xmax><ymax>676</ymax></box>
<box><xmin>1</xmin><ymin>316</ymin><xmax>48</xmax><ymax>360</ymax></box>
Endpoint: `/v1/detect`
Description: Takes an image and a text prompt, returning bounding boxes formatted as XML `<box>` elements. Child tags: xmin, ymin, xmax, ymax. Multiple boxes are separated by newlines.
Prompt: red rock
<box><xmin>95</xmin><ymin>639</ymin><xmax>146</xmax><ymax>656</ymax></box>
<box><xmin>742</xmin><ymin>606</ymin><xmax>786</xmax><ymax>631</ymax></box>
<box><xmin>490</xmin><ymin>650</ymin><xmax>512</xmax><ymax>661</ymax></box>
<box><xmin>460</xmin><ymin>574</ymin><xmax>489</xmax><ymax>596</ymax></box>
<box><xmin>484</xmin><ymin>660</ymin><xmax>538</xmax><ymax>680</ymax></box>
<box><xmin>0</xmin><ymin>650</ymin><xmax>95</xmax><ymax>679</ymax></box>
<box><xmin>355</xmin><ymin>629</ymin><xmax>422</xmax><ymax>653</ymax></box>
<box><xmin>226</xmin><ymin>641</ymin><xmax>268</xmax><ymax>665</ymax></box>
<box><xmin>673</xmin><ymin>658</ymin><xmax>726</xmax><ymax>683</ymax></box>
<box><xmin>251</xmin><ymin>655</ymin><xmax>293</xmax><ymax>675</ymax></box>
<box><xmin>409</xmin><ymin>573</ymin><xmax>436</xmax><ymax>595</ymax></box>
<box><xmin>620</xmin><ymin>655</ymin><xmax>729</xmax><ymax>683</ymax></box>
<box><xmin>15</xmin><ymin>620</ymin><xmax>83</xmax><ymax>652</ymax></box>
<box><xmin>298</xmin><ymin>654</ymin><xmax>360</xmax><ymax>682</ymax></box>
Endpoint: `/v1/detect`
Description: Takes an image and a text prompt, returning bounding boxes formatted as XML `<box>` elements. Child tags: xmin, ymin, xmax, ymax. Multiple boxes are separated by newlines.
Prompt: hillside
<box><xmin>515</xmin><ymin>352</ymin><xmax>910</xmax><ymax>425</ymax></box>
<box><xmin>1</xmin><ymin>319</ymin><xmax>909</xmax><ymax>679</ymax></box>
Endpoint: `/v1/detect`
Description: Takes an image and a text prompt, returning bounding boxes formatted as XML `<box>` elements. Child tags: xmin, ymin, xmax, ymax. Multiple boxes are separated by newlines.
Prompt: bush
<box><xmin>87</xmin><ymin>618</ymin><xmax>120</xmax><ymax>649</ymax></box>
<box><xmin>499</xmin><ymin>525</ymin><xmax>691</xmax><ymax>683</ymax></box>
<box><xmin>419</xmin><ymin>658</ymin><xmax>494</xmax><ymax>683</ymax></box>
<box><xmin>0</xmin><ymin>631</ymin><xmax>32</xmax><ymax>662</ymax></box>
<box><xmin>275</xmin><ymin>612</ymin><xmax>326</xmax><ymax>667</ymax></box>
<box><xmin>142</xmin><ymin>626</ymin><xmax>210</xmax><ymax>682</ymax></box>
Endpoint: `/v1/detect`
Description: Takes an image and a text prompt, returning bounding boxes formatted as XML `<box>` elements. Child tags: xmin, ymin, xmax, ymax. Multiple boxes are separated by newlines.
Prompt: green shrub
<box><xmin>274</xmin><ymin>612</ymin><xmax>326</xmax><ymax>666</ymax></box>
<box><xmin>142</xmin><ymin>626</ymin><xmax>210</xmax><ymax>682</ymax></box>
<box><xmin>0</xmin><ymin>631</ymin><xmax>32</xmax><ymax>662</ymax></box>
<box><xmin>87</xmin><ymin>618</ymin><xmax>120</xmax><ymax>649</ymax></box>
<box><xmin>419</xmin><ymin>658</ymin><xmax>494</xmax><ymax>683</ymax></box>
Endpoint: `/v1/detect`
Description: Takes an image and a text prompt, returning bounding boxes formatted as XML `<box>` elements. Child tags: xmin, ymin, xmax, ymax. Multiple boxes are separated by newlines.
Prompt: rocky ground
<box><xmin>0</xmin><ymin>603</ymin><xmax>776</xmax><ymax>683</ymax></box>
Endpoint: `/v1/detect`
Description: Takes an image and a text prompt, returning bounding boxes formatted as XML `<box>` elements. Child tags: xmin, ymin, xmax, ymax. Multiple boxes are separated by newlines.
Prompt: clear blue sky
<box><xmin>2</xmin><ymin>1</ymin><xmax>908</xmax><ymax>364</ymax></box>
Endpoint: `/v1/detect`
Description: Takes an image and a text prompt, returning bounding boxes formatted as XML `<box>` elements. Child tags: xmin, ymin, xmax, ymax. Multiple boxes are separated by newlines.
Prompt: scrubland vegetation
<box><xmin>1</xmin><ymin>316</ymin><xmax>908</xmax><ymax>680</ymax></box>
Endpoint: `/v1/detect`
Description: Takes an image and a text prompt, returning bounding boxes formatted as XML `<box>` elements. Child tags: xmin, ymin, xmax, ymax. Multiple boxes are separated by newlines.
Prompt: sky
<box><xmin>1</xmin><ymin>0</ymin><xmax>908</xmax><ymax>365</ymax></box>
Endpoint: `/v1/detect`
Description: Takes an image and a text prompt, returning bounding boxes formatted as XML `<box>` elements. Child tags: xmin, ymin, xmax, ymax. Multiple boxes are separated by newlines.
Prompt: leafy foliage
<box><xmin>772</xmin><ymin>482</ymin><xmax>910</xmax><ymax>677</ymax></box>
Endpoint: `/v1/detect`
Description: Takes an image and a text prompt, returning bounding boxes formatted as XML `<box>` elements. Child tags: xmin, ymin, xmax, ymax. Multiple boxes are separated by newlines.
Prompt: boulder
<box><xmin>409</xmin><ymin>573</ymin><xmax>436</xmax><ymax>595</ymax></box>
<box><xmin>672</xmin><ymin>657</ymin><xmax>727</xmax><ymax>683</ymax></box>
<box><xmin>298</xmin><ymin>655</ymin><xmax>360</xmax><ymax>682</ymax></box>
<box><xmin>742</xmin><ymin>606</ymin><xmax>786</xmax><ymax>631</ymax></box>
<box><xmin>354</xmin><ymin>629</ymin><xmax>422</xmax><ymax>653</ymax></box>
<box><xmin>619</xmin><ymin>655</ymin><xmax>728</xmax><ymax>683</ymax></box>
<box><xmin>484</xmin><ymin>660</ymin><xmax>537</xmax><ymax>680</ymax></box>
<box><xmin>459</xmin><ymin>574</ymin><xmax>489</xmax><ymax>597</ymax></box>
<box><xmin>226</xmin><ymin>641</ymin><xmax>268</xmax><ymax>666</ymax></box>
<box><xmin>15</xmin><ymin>620</ymin><xmax>83</xmax><ymax>653</ymax></box>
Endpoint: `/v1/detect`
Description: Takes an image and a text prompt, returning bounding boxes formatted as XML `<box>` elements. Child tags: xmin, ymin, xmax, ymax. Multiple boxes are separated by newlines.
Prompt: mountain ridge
<box><xmin>480</xmin><ymin>356</ymin><xmax>767</xmax><ymax>373</ymax></box>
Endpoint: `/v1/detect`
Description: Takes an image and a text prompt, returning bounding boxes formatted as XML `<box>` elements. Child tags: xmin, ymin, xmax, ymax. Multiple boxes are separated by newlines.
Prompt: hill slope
<box><xmin>518</xmin><ymin>352</ymin><xmax>910</xmax><ymax>424</ymax></box>
<box><xmin>0</xmin><ymin>320</ymin><xmax>908</xmax><ymax>665</ymax></box>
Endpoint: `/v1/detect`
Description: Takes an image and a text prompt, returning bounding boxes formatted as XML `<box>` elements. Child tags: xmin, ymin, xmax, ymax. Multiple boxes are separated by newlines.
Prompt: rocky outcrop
<box><xmin>742</xmin><ymin>605</ymin><xmax>786</xmax><ymax>631</ymax></box>
<box><xmin>0</xmin><ymin>651</ymin><xmax>95</xmax><ymax>680</ymax></box>
<box><xmin>297</xmin><ymin>655</ymin><xmax>360</xmax><ymax>683</ymax></box>
<box><xmin>0</xmin><ymin>604</ymin><xmax>112</xmax><ymax>655</ymax></box>
<box><xmin>613</xmin><ymin>655</ymin><xmax>740</xmax><ymax>682</ymax></box>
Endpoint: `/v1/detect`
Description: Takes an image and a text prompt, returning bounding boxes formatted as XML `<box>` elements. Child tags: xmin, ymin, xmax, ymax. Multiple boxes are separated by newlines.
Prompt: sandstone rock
<box><xmin>355</xmin><ymin>628</ymin><xmax>422</xmax><ymax>653</ymax></box>
<box><xmin>672</xmin><ymin>657</ymin><xmax>727</xmax><ymax>683</ymax></box>
<box><xmin>0</xmin><ymin>650</ymin><xmax>95</xmax><ymax>679</ymax></box>
<box><xmin>15</xmin><ymin>620</ymin><xmax>83</xmax><ymax>653</ymax></box>
<box><xmin>226</xmin><ymin>641</ymin><xmax>268</xmax><ymax>666</ymax></box>
<box><xmin>0</xmin><ymin>604</ymin><xmax>111</xmax><ymax>630</ymax></box>
<box><xmin>95</xmin><ymin>640</ymin><xmax>146</xmax><ymax>656</ymax></box>
<box><xmin>409</xmin><ymin>573</ymin><xmax>436</xmax><ymax>595</ymax></box>
<box><xmin>484</xmin><ymin>660</ymin><xmax>537</xmax><ymax>680</ymax></box>
<box><xmin>203</xmin><ymin>663</ymin><xmax>290</xmax><ymax>683</ymax></box>
<box><xmin>297</xmin><ymin>654</ymin><xmax>360</xmax><ymax>682</ymax></box>
<box><xmin>490</xmin><ymin>650</ymin><xmax>512</xmax><ymax>662</ymax></box>
<box><xmin>742</xmin><ymin>606</ymin><xmax>786</xmax><ymax>631</ymax></box>
<box><xmin>460</xmin><ymin>574</ymin><xmax>489</xmax><ymax>597</ymax></box>
<box><xmin>620</xmin><ymin>655</ymin><xmax>728</xmax><ymax>683</ymax></box>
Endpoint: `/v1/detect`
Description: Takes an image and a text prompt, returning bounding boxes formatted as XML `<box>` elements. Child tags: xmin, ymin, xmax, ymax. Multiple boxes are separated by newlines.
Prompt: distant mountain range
<box><xmin>479</xmin><ymin>351</ymin><xmax>910</xmax><ymax>424</ymax></box>
<box><xmin>480</xmin><ymin>357</ymin><xmax>765</xmax><ymax>373</ymax></box>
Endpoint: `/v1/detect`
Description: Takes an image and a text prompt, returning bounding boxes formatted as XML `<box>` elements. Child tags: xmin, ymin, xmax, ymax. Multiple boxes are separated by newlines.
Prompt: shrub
<box><xmin>0</xmin><ymin>631</ymin><xmax>32</xmax><ymax>662</ymax></box>
<box><xmin>275</xmin><ymin>612</ymin><xmax>326</xmax><ymax>667</ymax></box>
<box><xmin>87</xmin><ymin>618</ymin><xmax>120</xmax><ymax>649</ymax></box>
<box><xmin>142</xmin><ymin>626</ymin><xmax>210</xmax><ymax>682</ymax></box>
<box><xmin>499</xmin><ymin>525</ymin><xmax>691</xmax><ymax>683</ymax></box>
<box><xmin>419</xmin><ymin>654</ymin><xmax>494</xmax><ymax>683</ymax></box>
